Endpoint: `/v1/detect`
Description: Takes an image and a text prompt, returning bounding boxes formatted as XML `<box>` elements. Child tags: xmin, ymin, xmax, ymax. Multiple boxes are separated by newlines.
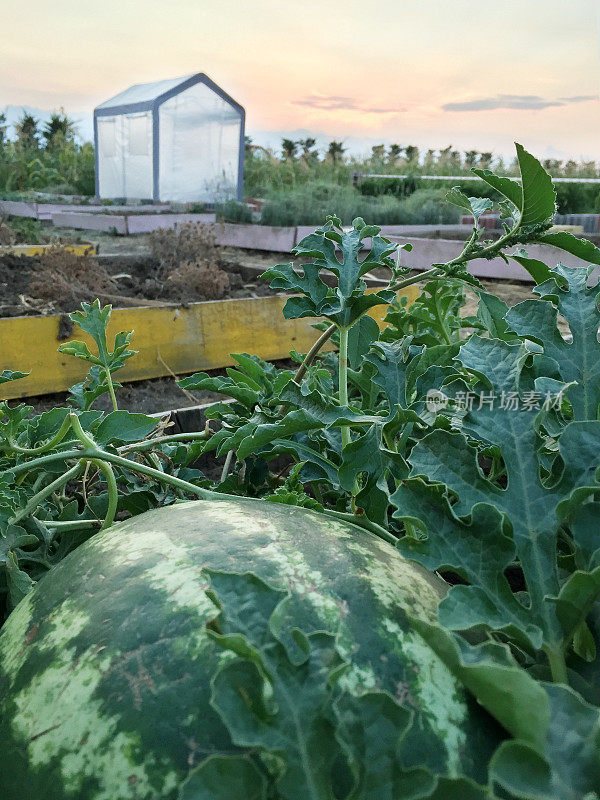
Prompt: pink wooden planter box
<box><xmin>126</xmin><ymin>213</ymin><xmax>215</xmax><ymax>234</ymax></box>
<box><xmin>214</xmin><ymin>223</ymin><xmax>296</xmax><ymax>253</ymax></box>
<box><xmin>51</xmin><ymin>212</ymin><xmax>129</xmax><ymax>234</ymax></box>
<box><xmin>0</xmin><ymin>200</ymin><xmax>38</xmax><ymax>218</ymax></box>
<box><xmin>391</xmin><ymin>237</ymin><xmax>593</xmax><ymax>282</ymax></box>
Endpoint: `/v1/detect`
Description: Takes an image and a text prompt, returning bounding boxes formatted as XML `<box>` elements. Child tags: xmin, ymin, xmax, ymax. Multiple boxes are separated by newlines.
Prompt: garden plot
<box><xmin>3</xmin><ymin>150</ymin><xmax>600</xmax><ymax>799</ymax></box>
<box><xmin>0</xmin><ymin>249</ymin><xmax>277</xmax><ymax>318</ymax></box>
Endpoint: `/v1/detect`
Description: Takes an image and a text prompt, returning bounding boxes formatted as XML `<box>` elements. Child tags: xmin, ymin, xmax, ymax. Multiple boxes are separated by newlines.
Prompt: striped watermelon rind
<box><xmin>0</xmin><ymin>498</ymin><xmax>502</xmax><ymax>799</ymax></box>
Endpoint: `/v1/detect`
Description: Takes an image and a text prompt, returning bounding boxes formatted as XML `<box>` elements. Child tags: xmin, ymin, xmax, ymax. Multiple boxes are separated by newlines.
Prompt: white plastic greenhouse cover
<box><xmin>94</xmin><ymin>73</ymin><xmax>245</xmax><ymax>203</ymax></box>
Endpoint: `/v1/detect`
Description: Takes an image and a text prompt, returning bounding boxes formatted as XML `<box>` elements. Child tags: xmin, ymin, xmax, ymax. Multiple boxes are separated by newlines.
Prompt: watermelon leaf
<box><xmin>0</xmin><ymin>370</ymin><xmax>29</xmax><ymax>385</ymax></box>
<box><xmin>178</xmin><ymin>755</ymin><xmax>267</xmax><ymax>800</ymax></box>
<box><xmin>261</xmin><ymin>217</ymin><xmax>398</xmax><ymax>328</ymax></box>
<box><xmin>205</xmin><ymin>570</ymin><xmax>446</xmax><ymax>800</ymax></box>
<box><xmin>537</xmin><ymin>231</ymin><xmax>600</xmax><ymax>266</ymax></box>
<box><xmin>515</xmin><ymin>143</ymin><xmax>557</xmax><ymax>228</ymax></box>
<box><xmin>336</xmin><ymin>692</ymin><xmax>436</xmax><ymax>800</ymax></box>
<box><xmin>57</xmin><ymin>299</ymin><xmax>136</xmax><ymax>411</ymax></box>
<box><xmin>392</xmin><ymin>297</ymin><xmax>600</xmax><ymax>669</ymax></box>
<box><xmin>95</xmin><ymin>411</ymin><xmax>158</xmax><ymax>446</ymax></box>
<box><xmin>58</xmin><ymin>299</ymin><xmax>136</xmax><ymax>372</ymax></box>
<box><xmin>489</xmin><ymin>685</ymin><xmax>600</xmax><ymax>800</ymax></box>
<box><xmin>506</xmin><ymin>265</ymin><xmax>600</xmax><ymax>420</ymax></box>
<box><xmin>445</xmin><ymin>187</ymin><xmax>493</xmax><ymax>222</ymax></box>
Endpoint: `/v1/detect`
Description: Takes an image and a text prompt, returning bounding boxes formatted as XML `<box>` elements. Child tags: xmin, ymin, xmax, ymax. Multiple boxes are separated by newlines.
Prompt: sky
<box><xmin>2</xmin><ymin>0</ymin><xmax>599</xmax><ymax>161</ymax></box>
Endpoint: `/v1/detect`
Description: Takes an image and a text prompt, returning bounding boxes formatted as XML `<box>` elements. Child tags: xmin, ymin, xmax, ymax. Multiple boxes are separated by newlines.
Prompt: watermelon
<box><xmin>0</xmin><ymin>498</ymin><xmax>501</xmax><ymax>799</ymax></box>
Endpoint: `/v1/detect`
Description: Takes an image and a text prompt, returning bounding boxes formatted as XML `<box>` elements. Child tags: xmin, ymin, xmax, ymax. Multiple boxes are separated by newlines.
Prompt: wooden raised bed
<box><xmin>0</xmin><ymin>287</ymin><xmax>419</xmax><ymax>400</ymax></box>
<box><xmin>0</xmin><ymin>243</ymin><xmax>97</xmax><ymax>257</ymax></box>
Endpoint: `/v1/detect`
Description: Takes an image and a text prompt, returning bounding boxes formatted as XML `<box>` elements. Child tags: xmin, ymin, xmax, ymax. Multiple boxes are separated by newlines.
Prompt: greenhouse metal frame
<box><xmin>94</xmin><ymin>73</ymin><xmax>245</xmax><ymax>204</ymax></box>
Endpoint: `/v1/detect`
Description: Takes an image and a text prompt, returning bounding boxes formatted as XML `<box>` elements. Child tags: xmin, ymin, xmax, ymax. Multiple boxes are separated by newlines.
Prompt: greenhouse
<box><xmin>93</xmin><ymin>72</ymin><xmax>245</xmax><ymax>203</ymax></box>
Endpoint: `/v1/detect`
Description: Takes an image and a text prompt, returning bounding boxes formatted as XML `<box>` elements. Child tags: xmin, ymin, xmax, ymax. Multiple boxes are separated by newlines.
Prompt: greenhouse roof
<box><xmin>95</xmin><ymin>73</ymin><xmax>244</xmax><ymax>116</ymax></box>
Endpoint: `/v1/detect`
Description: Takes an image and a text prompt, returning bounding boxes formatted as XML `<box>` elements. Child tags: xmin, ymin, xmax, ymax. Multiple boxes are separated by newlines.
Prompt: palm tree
<box><xmin>387</xmin><ymin>144</ymin><xmax>402</xmax><ymax>164</ymax></box>
<box><xmin>464</xmin><ymin>150</ymin><xmax>479</xmax><ymax>169</ymax></box>
<box><xmin>564</xmin><ymin>160</ymin><xmax>578</xmax><ymax>177</ymax></box>
<box><xmin>0</xmin><ymin>112</ymin><xmax>7</xmax><ymax>151</ymax></box>
<box><xmin>327</xmin><ymin>141</ymin><xmax>346</xmax><ymax>164</ymax></box>
<box><xmin>281</xmin><ymin>138</ymin><xmax>298</xmax><ymax>161</ymax></box>
<box><xmin>543</xmin><ymin>159</ymin><xmax>562</xmax><ymax>175</ymax></box>
<box><xmin>298</xmin><ymin>137</ymin><xmax>317</xmax><ymax>156</ymax></box>
<box><xmin>423</xmin><ymin>149</ymin><xmax>436</xmax><ymax>170</ymax></box>
<box><xmin>449</xmin><ymin>150</ymin><xmax>462</xmax><ymax>169</ymax></box>
<box><xmin>15</xmin><ymin>112</ymin><xmax>40</xmax><ymax>150</ymax></box>
<box><xmin>43</xmin><ymin>110</ymin><xmax>76</xmax><ymax>149</ymax></box>
<box><xmin>403</xmin><ymin>145</ymin><xmax>419</xmax><ymax>164</ymax></box>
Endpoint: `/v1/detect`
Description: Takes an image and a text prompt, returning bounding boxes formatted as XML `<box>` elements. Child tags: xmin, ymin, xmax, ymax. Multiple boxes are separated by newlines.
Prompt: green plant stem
<box><xmin>293</xmin><ymin>323</ymin><xmax>336</xmax><ymax>383</ymax></box>
<box><xmin>3</xmin><ymin>449</ymin><xmax>87</xmax><ymax>478</ymax></box>
<box><xmin>68</xmin><ymin>413</ymin><xmax>96</xmax><ymax>448</ymax></box>
<box><xmin>388</xmin><ymin>223</ymin><xmax>521</xmax><ymax>295</ymax></box>
<box><xmin>338</xmin><ymin>326</ymin><xmax>351</xmax><ymax>450</ymax></box>
<box><xmin>321</xmin><ymin>508</ymin><xmax>397</xmax><ymax>545</ymax></box>
<box><xmin>427</xmin><ymin>224</ymin><xmax>519</xmax><ymax>278</ymax></box>
<box><xmin>118</xmin><ymin>431</ymin><xmax>209</xmax><ymax>453</ymax></box>
<box><xmin>9</xmin><ymin>462</ymin><xmax>83</xmax><ymax>526</ymax></box>
<box><xmin>89</xmin><ymin>458</ymin><xmax>118</xmax><ymax>529</ymax></box>
<box><xmin>3</xmin><ymin>445</ymin><xmax>398</xmax><ymax>546</ymax></box>
<box><xmin>292</xmin><ymin>268</ymin><xmax>446</xmax><ymax>386</ymax></box>
<box><xmin>105</xmin><ymin>368</ymin><xmax>119</xmax><ymax>412</ymax></box>
<box><xmin>3</xmin><ymin>447</ymin><xmax>212</xmax><ymax>500</ymax></box>
<box><xmin>36</xmin><ymin>518</ymin><xmax>100</xmax><ymax>532</ymax></box>
<box><xmin>544</xmin><ymin>645</ymin><xmax>569</xmax><ymax>685</ymax></box>
<box><xmin>6</xmin><ymin>415</ymin><xmax>72</xmax><ymax>455</ymax></box>
<box><xmin>220</xmin><ymin>450</ymin><xmax>234</xmax><ymax>483</ymax></box>
<box><xmin>389</xmin><ymin>266</ymin><xmax>442</xmax><ymax>292</ymax></box>
<box><xmin>86</xmin><ymin>450</ymin><xmax>212</xmax><ymax>498</ymax></box>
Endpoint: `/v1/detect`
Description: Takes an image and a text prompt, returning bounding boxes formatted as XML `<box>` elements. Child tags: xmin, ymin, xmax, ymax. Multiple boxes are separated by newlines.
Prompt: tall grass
<box><xmin>0</xmin><ymin>139</ymin><xmax>95</xmax><ymax>196</ymax></box>
<box><xmin>216</xmin><ymin>184</ymin><xmax>461</xmax><ymax>227</ymax></box>
<box><xmin>2</xmin><ymin>120</ymin><xmax>599</xmax><ymax>218</ymax></box>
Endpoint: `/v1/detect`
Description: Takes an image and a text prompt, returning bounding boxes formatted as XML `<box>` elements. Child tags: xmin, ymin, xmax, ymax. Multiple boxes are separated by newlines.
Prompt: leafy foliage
<box><xmin>0</xmin><ymin>110</ymin><xmax>94</xmax><ymax>195</ymax></box>
<box><xmin>262</xmin><ymin>216</ymin><xmax>399</xmax><ymax>328</ymax></box>
<box><xmin>57</xmin><ymin>300</ymin><xmax>137</xmax><ymax>410</ymax></box>
<box><xmin>2</xmin><ymin>144</ymin><xmax>600</xmax><ymax>796</ymax></box>
<box><xmin>0</xmin><ymin>304</ymin><xmax>211</xmax><ymax>620</ymax></box>
<box><xmin>190</xmin><ymin>570</ymin><xmax>464</xmax><ymax>800</ymax></box>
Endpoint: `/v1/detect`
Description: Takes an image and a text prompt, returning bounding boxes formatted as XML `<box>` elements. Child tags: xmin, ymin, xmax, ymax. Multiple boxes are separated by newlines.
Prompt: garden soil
<box><xmin>1</xmin><ymin>236</ymin><xmax>544</xmax><ymax>415</ymax></box>
<box><xmin>0</xmin><ymin>248</ymin><xmax>278</xmax><ymax>318</ymax></box>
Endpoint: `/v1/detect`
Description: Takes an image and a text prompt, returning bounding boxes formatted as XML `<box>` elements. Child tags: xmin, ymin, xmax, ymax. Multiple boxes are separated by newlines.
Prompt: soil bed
<box><xmin>0</xmin><ymin>242</ymin><xmax>539</xmax><ymax>320</ymax></box>
<box><xmin>26</xmin><ymin>376</ymin><xmax>223</xmax><ymax>416</ymax></box>
<box><xmin>0</xmin><ymin>249</ymin><xmax>280</xmax><ymax>318</ymax></box>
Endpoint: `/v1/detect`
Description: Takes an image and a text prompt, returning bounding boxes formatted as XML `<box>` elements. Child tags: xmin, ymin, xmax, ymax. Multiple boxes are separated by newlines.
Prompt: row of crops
<box><xmin>0</xmin><ymin>145</ymin><xmax>599</xmax><ymax>799</ymax></box>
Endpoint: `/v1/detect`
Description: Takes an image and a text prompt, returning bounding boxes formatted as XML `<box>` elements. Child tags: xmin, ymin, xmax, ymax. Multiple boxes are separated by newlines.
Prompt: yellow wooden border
<box><xmin>0</xmin><ymin>287</ymin><xmax>419</xmax><ymax>400</ymax></box>
<box><xmin>0</xmin><ymin>243</ymin><xmax>97</xmax><ymax>257</ymax></box>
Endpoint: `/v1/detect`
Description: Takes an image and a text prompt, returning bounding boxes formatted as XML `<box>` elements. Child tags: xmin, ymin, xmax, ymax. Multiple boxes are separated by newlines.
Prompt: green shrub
<box><xmin>215</xmin><ymin>199</ymin><xmax>253</xmax><ymax>223</ymax></box>
<box><xmin>357</xmin><ymin>175</ymin><xmax>420</xmax><ymax>198</ymax></box>
<box><xmin>397</xmin><ymin>187</ymin><xmax>462</xmax><ymax>224</ymax></box>
<box><xmin>554</xmin><ymin>182</ymin><xmax>600</xmax><ymax>214</ymax></box>
<box><xmin>259</xmin><ymin>183</ymin><xmax>460</xmax><ymax>227</ymax></box>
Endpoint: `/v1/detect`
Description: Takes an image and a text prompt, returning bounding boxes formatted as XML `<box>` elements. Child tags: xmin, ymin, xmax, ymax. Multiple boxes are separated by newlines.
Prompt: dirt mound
<box><xmin>0</xmin><ymin>248</ymin><xmax>275</xmax><ymax>318</ymax></box>
<box><xmin>29</xmin><ymin>247</ymin><xmax>116</xmax><ymax>306</ymax></box>
<box><xmin>0</xmin><ymin>248</ymin><xmax>116</xmax><ymax>317</ymax></box>
<box><xmin>164</xmin><ymin>260</ymin><xmax>230</xmax><ymax>301</ymax></box>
